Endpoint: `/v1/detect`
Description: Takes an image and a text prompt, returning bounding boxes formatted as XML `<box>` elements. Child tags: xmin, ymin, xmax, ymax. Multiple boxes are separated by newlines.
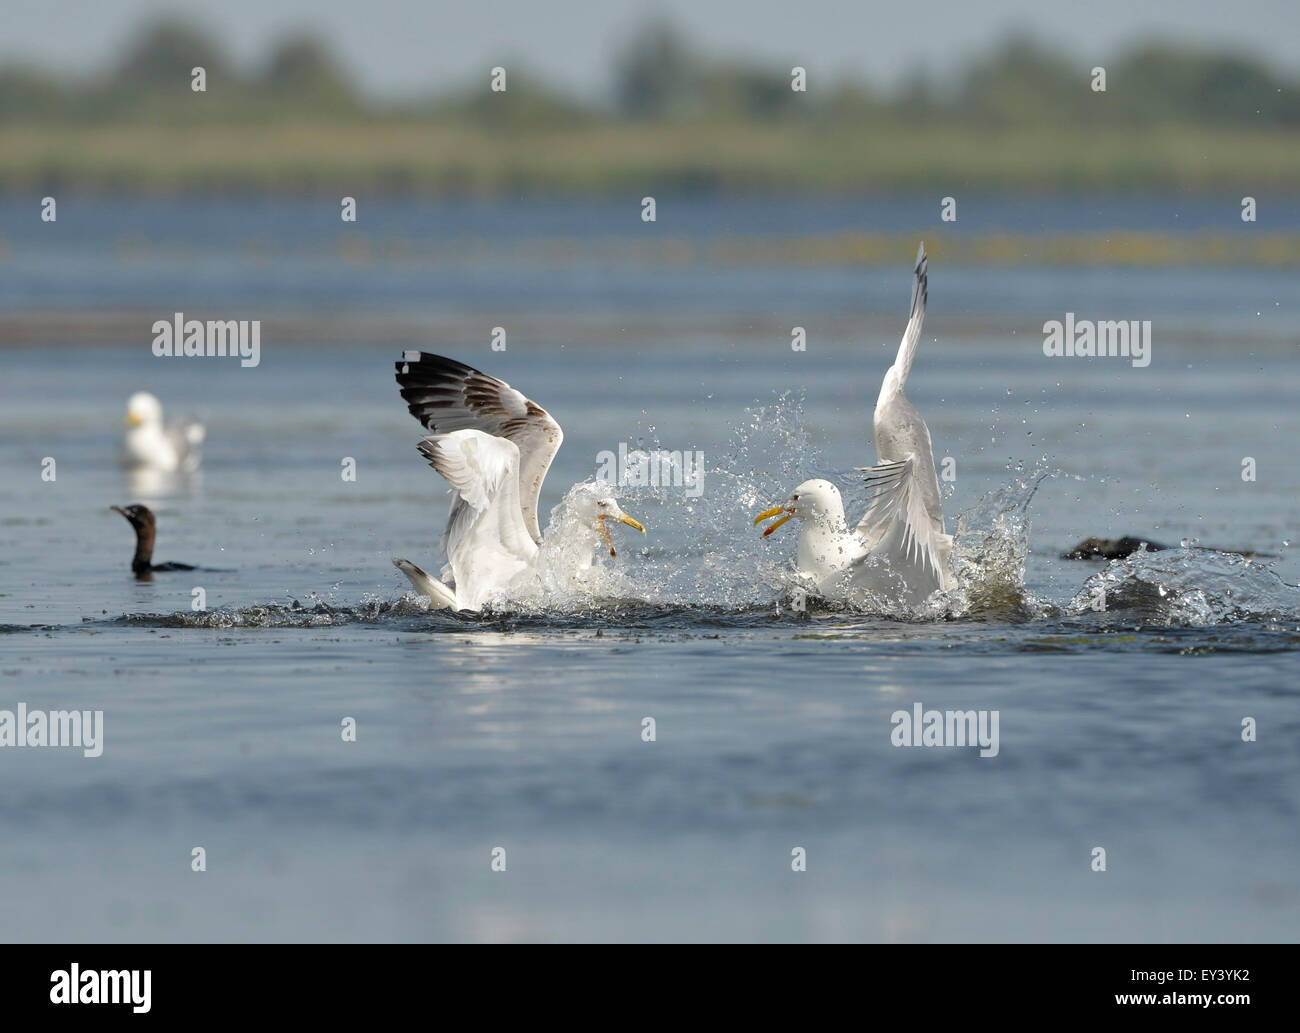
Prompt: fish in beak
<box><xmin>597</xmin><ymin>511</ymin><xmax>646</xmax><ymax>558</ymax></box>
<box><xmin>754</xmin><ymin>505</ymin><xmax>794</xmax><ymax>538</ymax></box>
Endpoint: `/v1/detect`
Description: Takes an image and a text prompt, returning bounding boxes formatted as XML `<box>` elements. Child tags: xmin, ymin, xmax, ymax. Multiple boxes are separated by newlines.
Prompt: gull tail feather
<box><xmin>392</xmin><ymin>558</ymin><xmax>458</xmax><ymax>609</ymax></box>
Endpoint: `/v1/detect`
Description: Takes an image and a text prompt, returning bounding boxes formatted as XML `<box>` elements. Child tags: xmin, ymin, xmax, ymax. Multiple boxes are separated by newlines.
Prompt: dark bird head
<box><xmin>111</xmin><ymin>503</ymin><xmax>154</xmax><ymax>529</ymax></box>
<box><xmin>112</xmin><ymin>504</ymin><xmax>157</xmax><ymax>575</ymax></box>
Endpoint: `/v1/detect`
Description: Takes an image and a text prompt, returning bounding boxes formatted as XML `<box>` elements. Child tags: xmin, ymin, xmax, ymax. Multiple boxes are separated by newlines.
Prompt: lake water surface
<box><xmin>1</xmin><ymin>198</ymin><xmax>1297</xmax><ymax>941</ymax></box>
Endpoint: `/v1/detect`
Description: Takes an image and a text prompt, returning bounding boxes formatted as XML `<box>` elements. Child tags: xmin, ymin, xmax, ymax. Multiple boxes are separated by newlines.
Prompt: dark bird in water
<box><xmin>111</xmin><ymin>504</ymin><xmax>198</xmax><ymax>579</ymax></box>
<box><xmin>1063</xmin><ymin>536</ymin><xmax>1168</xmax><ymax>560</ymax></box>
<box><xmin>1063</xmin><ymin>536</ymin><xmax>1268</xmax><ymax>561</ymax></box>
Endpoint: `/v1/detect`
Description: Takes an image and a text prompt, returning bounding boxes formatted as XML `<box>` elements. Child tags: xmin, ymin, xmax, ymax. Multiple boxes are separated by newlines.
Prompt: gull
<box><xmin>754</xmin><ymin>243</ymin><xmax>954</xmax><ymax>607</ymax></box>
<box><xmin>390</xmin><ymin>352</ymin><xmax>645</xmax><ymax>611</ymax></box>
<box><xmin>122</xmin><ymin>391</ymin><xmax>205</xmax><ymax>473</ymax></box>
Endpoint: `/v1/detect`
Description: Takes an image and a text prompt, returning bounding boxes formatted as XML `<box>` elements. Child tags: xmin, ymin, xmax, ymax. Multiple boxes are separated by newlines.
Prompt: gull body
<box><xmin>391</xmin><ymin>353</ymin><xmax>644</xmax><ymax>612</ymax></box>
<box><xmin>782</xmin><ymin>479</ymin><xmax>868</xmax><ymax>581</ymax></box>
<box><xmin>122</xmin><ymin>392</ymin><xmax>205</xmax><ymax>473</ymax></box>
<box><xmin>756</xmin><ymin>244</ymin><xmax>954</xmax><ymax>607</ymax></box>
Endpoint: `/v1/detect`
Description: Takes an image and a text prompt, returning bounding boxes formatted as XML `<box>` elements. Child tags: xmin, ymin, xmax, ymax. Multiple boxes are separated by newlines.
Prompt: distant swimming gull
<box><xmin>755</xmin><ymin>243</ymin><xmax>954</xmax><ymax>606</ymax></box>
<box><xmin>111</xmin><ymin>504</ymin><xmax>199</xmax><ymax>579</ymax></box>
<box><xmin>391</xmin><ymin>352</ymin><xmax>646</xmax><ymax>611</ymax></box>
<box><xmin>122</xmin><ymin>391</ymin><xmax>204</xmax><ymax>473</ymax></box>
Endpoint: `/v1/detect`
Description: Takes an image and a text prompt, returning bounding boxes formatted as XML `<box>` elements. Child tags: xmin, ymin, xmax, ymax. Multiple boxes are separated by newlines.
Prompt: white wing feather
<box><xmin>855</xmin><ymin>457</ymin><xmax>952</xmax><ymax>588</ymax></box>
<box><xmin>396</xmin><ymin>353</ymin><xmax>563</xmax><ymax>543</ymax></box>
<box><xmin>854</xmin><ymin>243</ymin><xmax>953</xmax><ymax>594</ymax></box>
<box><xmin>889</xmin><ymin>242</ymin><xmax>927</xmax><ymax>390</ymax></box>
<box><xmin>416</xmin><ymin>429</ymin><xmax>539</xmax><ymax>610</ymax></box>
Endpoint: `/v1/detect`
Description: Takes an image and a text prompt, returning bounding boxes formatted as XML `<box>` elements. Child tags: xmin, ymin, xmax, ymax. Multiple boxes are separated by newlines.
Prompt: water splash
<box><xmin>530</xmin><ymin>397</ymin><xmax>1053</xmax><ymax>622</ymax></box>
<box><xmin>114</xmin><ymin>594</ymin><xmax>444</xmax><ymax>629</ymax></box>
<box><xmin>603</xmin><ymin>391</ymin><xmax>824</xmax><ymax>609</ymax></box>
<box><xmin>86</xmin><ymin>397</ymin><xmax>1298</xmax><ymax>629</ymax></box>
<box><xmin>1066</xmin><ymin>547</ymin><xmax>1300</xmax><ymax>625</ymax></box>
<box><xmin>946</xmin><ymin>459</ymin><xmax>1055</xmax><ymax>621</ymax></box>
<box><xmin>498</xmin><ymin>481</ymin><xmax>650</xmax><ymax>610</ymax></box>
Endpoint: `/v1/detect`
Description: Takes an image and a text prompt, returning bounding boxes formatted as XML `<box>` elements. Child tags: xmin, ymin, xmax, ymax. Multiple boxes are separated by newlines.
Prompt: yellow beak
<box><xmin>617</xmin><ymin>514</ymin><xmax>647</xmax><ymax>535</ymax></box>
<box><xmin>125</xmin><ymin>411</ymin><xmax>144</xmax><ymax>427</ymax></box>
<box><xmin>754</xmin><ymin>505</ymin><xmax>793</xmax><ymax>538</ymax></box>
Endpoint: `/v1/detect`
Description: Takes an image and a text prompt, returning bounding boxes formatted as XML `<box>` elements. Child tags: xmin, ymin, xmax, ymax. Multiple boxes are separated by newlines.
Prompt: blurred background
<box><xmin>2</xmin><ymin>0</ymin><xmax>1300</xmax><ymax>198</ymax></box>
<box><xmin>2</xmin><ymin>0</ymin><xmax>1297</xmax><ymax>344</ymax></box>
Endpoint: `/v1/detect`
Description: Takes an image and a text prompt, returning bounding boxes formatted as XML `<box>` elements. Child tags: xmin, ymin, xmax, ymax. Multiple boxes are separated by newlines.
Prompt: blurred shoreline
<box><xmin>3</xmin><ymin>122</ymin><xmax>1299</xmax><ymax>196</ymax></box>
<box><xmin>5</xmin><ymin>224</ymin><xmax>1300</xmax><ymax>277</ymax></box>
<box><xmin>4</xmin><ymin>19</ymin><xmax>1300</xmax><ymax>198</ymax></box>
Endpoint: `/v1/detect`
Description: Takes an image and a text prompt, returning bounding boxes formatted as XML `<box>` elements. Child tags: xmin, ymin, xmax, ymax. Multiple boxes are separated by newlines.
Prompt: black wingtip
<box><xmin>394</xmin><ymin>351</ymin><xmax>480</xmax><ymax>387</ymax></box>
<box><xmin>395</xmin><ymin>352</ymin><xmax>488</xmax><ymax>432</ymax></box>
<box><xmin>912</xmin><ymin>243</ymin><xmax>928</xmax><ymax>314</ymax></box>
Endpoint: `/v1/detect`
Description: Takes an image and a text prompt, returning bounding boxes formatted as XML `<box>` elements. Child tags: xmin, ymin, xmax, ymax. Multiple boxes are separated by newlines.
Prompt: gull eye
<box><xmin>792</xmin><ymin>494</ymin><xmax>799</xmax><ymax>500</ymax></box>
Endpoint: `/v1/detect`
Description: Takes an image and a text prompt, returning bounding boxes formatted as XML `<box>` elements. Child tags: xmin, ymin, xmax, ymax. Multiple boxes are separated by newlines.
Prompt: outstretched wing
<box><xmin>866</xmin><ymin>243</ymin><xmax>948</xmax><ymax>582</ymax></box>
<box><xmin>854</xmin><ymin>456</ymin><xmax>952</xmax><ymax>589</ymax></box>
<box><xmin>416</xmin><ymin>430</ymin><xmax>539</xmax><ymax>610</ymax></box>
<box><xmin>873</xmin><ymin>243</ymin><xmax>937</xmax><ymax>472</ymax></box>
<box><xmin>884</xmin><ymin>242</ymin><xmax>927</xmax><ymax>397</ymax></box>
<box><xmin>396</xmin><ymin>352</ymin><xmax>563</xmax><ymax>543</ymax></box>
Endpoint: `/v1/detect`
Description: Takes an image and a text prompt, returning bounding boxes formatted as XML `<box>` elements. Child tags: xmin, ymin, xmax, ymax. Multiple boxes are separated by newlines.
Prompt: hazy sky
<box><xmin>5</xmin><ymin>0</ymin><xmax>1299</xmax><ymax>98</ymax></box>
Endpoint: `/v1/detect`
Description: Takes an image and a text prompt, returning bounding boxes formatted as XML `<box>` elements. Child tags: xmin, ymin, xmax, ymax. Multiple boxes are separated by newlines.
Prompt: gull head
<box><xmin>125</xmin><ymin>391</ymin><xmax>164</xmax><ymax>429</ymax></box>
<box><xmin>593</xmin><ymin>498</ymin><xmax>646</xmax><ymax>559</ymax></box>
<box><xmin>569</xmin><ymin>488</ymin><xmax>646</xmax><ymax>559</ymax></box>
<box><xmin>754</xmin><ymin>479</ymin><xmax>842</xmax><ymax>537</ymax></box>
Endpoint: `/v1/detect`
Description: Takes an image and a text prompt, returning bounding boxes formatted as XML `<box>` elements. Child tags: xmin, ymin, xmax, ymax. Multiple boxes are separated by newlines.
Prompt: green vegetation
<box><xmin>1</xmin><ymin>17</ymin><xmax>1297</xmax><ymax>195</ymax></box>
<box><xmin>4</xmin><ymin>121</ymin><xmax>1298</xmax><ymax>196</ymax></box>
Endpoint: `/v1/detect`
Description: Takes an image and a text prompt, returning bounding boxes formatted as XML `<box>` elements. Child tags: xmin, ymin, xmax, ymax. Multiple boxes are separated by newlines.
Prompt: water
<box><xmin>1</xmin><ymin>198</ymin><xmax>1298</xmax><ymax>941</ymax></box>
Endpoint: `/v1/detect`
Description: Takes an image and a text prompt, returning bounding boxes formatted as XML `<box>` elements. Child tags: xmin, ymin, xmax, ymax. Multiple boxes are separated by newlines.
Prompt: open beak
<box><xmin>754</xmin><ymin>505</ymin><xmax>794</xmax><ymax>538</ymax></box>
<box><xmin>597</xmin><ymin>512</ymin><xmax>646</xmax><ymax>559</ymax></box>
<box><xmin>111</xmin><ymin>505</ymin><xmax>127</xmax><ymax>517</ymax></box>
